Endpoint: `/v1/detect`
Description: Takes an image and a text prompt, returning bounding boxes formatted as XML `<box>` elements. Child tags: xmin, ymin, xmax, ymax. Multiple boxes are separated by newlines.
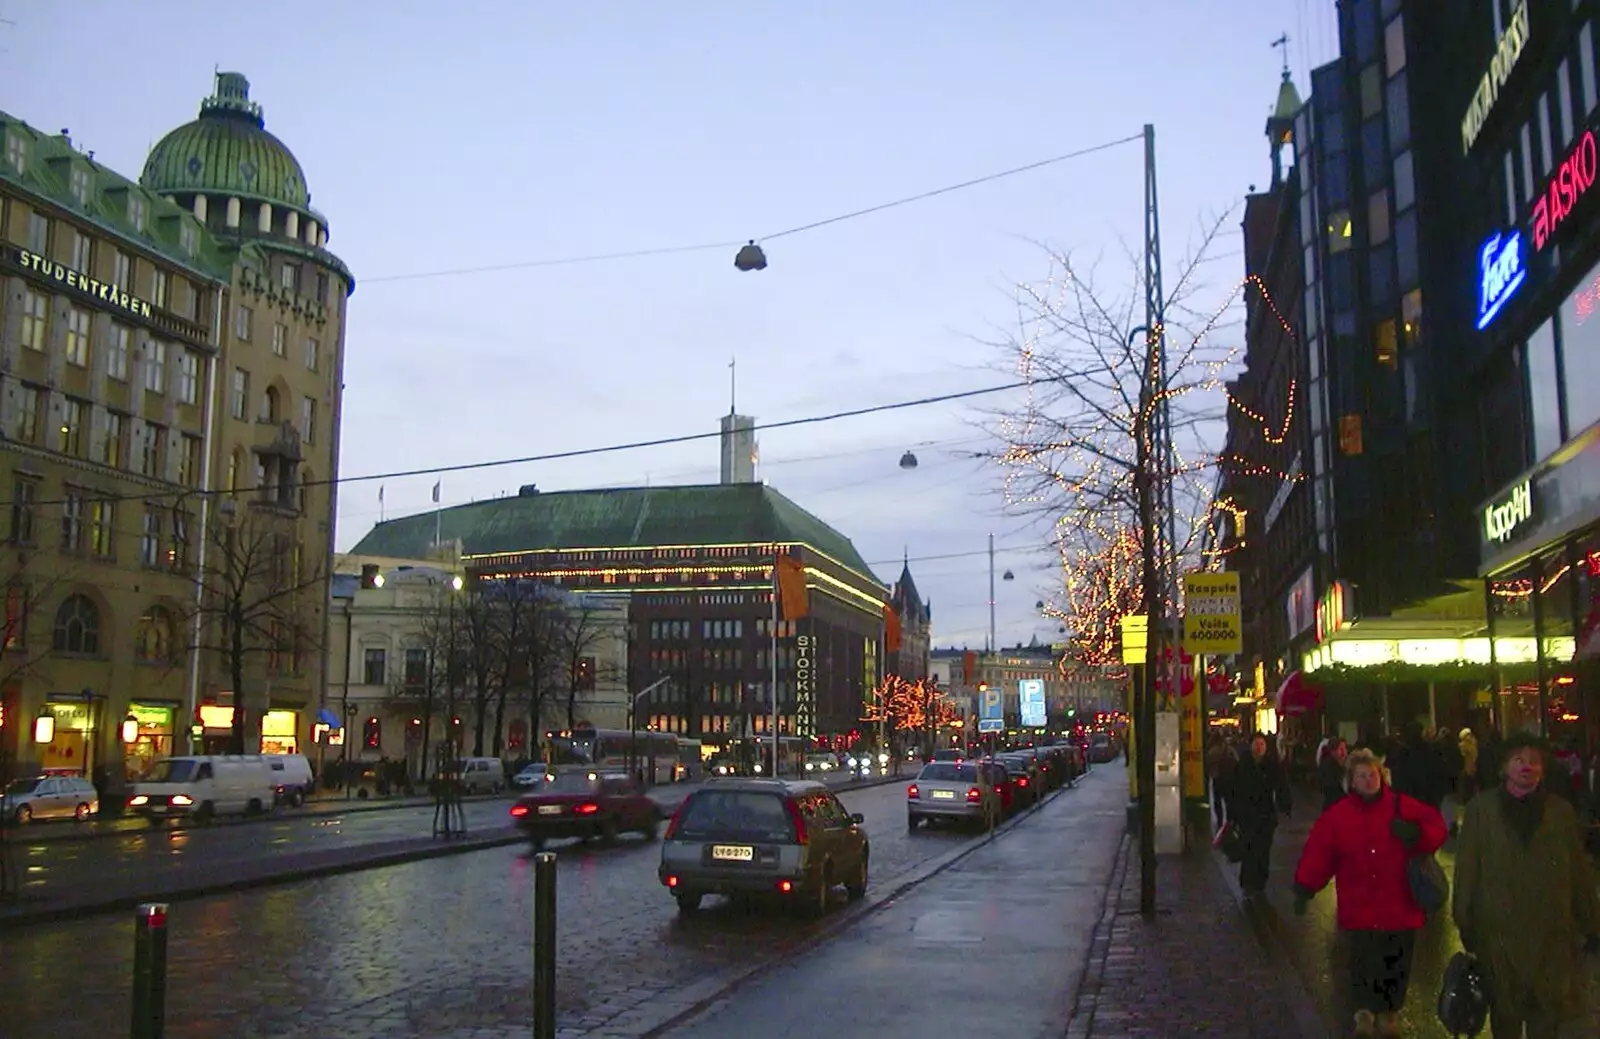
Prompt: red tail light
<box><xmin>664</xmin><ymin>801</ymin><xmax>688</xmax><ymax>839</ymax></box>
<box><xmin>967</xmin><ymin>787</ymin><xmax>982</xmax><ymax>803</ymax></box>
<box><xmin>1018</xmin><ymin>778</ymin><xmax>1029</xmax><ymax>787</ymax></box>
<box><xmin>574</xmin><ymin>802</ymin><xmax>600</xmax><ymax>815</ymax></box>
<box><xmin>510</xmin><ymin>803</ymin><xmax>530</xmax><ymax>818</ymax></box>
<box><xmin>784</xmin><ymin>797</ymin><xmax>809</xmax><ymax>845</ymax></box>
<box><xmin>907</xmin><ymin>784</ymin><xmax>920</xmax><ymax>799</ymax></box>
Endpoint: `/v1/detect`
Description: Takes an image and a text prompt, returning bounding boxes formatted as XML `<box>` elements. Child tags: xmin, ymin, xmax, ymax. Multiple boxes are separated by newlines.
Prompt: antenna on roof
<box><xmin>728</xmin><ymin>357</ymin><xmax>737</xmax><ymax>415</ymax></box>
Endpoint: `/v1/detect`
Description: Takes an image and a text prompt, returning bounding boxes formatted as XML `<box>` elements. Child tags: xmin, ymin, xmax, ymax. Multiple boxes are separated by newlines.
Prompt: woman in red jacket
<box><xmin>1293</xmin><ymin>748</ymin><xmax>1448</xmax><ymax>1038</ymax></box>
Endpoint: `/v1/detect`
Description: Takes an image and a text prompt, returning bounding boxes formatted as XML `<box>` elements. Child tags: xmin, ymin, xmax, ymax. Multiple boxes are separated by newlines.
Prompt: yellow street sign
<box><xmin>1182</xmin><ymin>572</ymin><xmax>1242</xmax><ymax>654</ymax></box>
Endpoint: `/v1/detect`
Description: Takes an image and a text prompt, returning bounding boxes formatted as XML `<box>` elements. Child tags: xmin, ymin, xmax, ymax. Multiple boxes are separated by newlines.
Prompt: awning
<box><xmin>1275</xmin><ymin>671</ymin><xmax>1322</xmax><ymax>716</ymax></box>
<box><xmin>315</xmin><ymin>708</ymin><xmax>342</xmax><ymax>728</ymax></box>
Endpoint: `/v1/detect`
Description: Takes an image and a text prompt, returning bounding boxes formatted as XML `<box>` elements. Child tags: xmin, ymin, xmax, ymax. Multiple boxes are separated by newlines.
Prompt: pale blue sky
<box><xmin>1</xmin><ymin>0</ymin><xmax>1337</xmax><ymax>649</ymax></box>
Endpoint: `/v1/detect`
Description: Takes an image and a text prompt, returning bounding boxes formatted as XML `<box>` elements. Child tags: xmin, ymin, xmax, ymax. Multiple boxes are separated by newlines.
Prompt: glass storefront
<box><xmin>123</xmin><ymin>703</ymin><xmax>176</xmax><ymax>779</ymax></box>
<box><xmin>260</xmin><ymin>710</ymin><xmax>299</xmax><ymax>755</ymax></box>
<box><xmin>1486</xmin><ymin>541</ymin><xmax>1597</xmax><ymax>745</ymax></box>
<box><xmin>40</xmin><ymin>699</ymin><xmax>98</xmax><ymax>775</ymax></box>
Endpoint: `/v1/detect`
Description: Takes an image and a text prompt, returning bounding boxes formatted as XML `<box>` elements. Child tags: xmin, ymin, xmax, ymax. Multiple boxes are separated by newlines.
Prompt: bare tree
<box><xmin>182</xmin><ymin>499</ymin><xmax>325</xmax><ymax>755</ymax></box>
<box><xmin>0</xmin><ymin>550</ymin><xmax>73</xmax><ymax>782</ymax></box>
<box><xmin>494</xmin><ymin>579</ymin><xmax>567</xmax><ymax>756</ymax></box>
<box><xmin>383</xmin><ymin>606</ymin><xmax>449</xmax><ymax>781</ymax></box>
<box><xmin>558</xmin><ymin>598</ymin><xmax>615</xmax><ymax>731</ymax></box>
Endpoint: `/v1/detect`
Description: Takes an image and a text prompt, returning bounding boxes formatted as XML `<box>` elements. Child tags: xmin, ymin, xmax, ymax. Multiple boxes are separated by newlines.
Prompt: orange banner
<box><xmin>776</xmin><ymin>553</ymin><xmax>810</xmax><ymax>620</ymax></box>
<box><xmin>884</xmin><ymin>603</ymin><xmax>902</xmax><ymax>653</ymax></box>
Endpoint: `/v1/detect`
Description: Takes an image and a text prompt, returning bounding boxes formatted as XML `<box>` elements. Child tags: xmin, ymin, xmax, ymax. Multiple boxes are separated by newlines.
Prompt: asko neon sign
<box><xmin>1532</xmin><ymin>130</ymin><xmax>1598</xmax><ymax>251</ymax></box>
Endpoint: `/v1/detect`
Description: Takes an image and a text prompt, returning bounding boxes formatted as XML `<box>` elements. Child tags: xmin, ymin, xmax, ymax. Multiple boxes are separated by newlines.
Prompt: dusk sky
<box><xmin>2</xmin><ymin>1</ymin><xmax>1338</xmax><ymax>650</ymax></box>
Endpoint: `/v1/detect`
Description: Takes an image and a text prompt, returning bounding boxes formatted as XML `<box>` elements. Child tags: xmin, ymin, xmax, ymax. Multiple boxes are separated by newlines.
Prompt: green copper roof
<box><xmin>140</xmin><ymin>72</ymin><xmax>314</xmax><ymax>215</ymax></box>
<box><xmin>350</xmin><ymin>484</ymin><xmax>883</xmax><ymax>585</ymax></box>
<box><xmin>0</xmin><ymin>112</ymin><xmax>233</xmax><ymax>283</ymax></box>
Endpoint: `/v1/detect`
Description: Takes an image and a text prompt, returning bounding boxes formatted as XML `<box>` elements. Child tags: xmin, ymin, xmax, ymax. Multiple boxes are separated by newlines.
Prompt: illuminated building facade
<box><xmin>349</xmin><ymin>484</ymin><xmax>889</xmax><ymax>745</ymax></box>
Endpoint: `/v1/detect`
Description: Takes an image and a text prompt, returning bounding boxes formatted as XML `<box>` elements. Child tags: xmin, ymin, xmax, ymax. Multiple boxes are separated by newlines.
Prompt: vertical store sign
<box><xmin>793</xmin><ymin>633</ymin><xmax>815</xmax><ymax>737</ymax></box>
<box><xmin>1477</xmin><ymin>231</ymin><xmax>1526</xmax><ymax>329</ymax></box>
<box><xmin>1461</xmin><ymin>0</ymin><xmax>1530</xmax><ymax>154</ymax></box>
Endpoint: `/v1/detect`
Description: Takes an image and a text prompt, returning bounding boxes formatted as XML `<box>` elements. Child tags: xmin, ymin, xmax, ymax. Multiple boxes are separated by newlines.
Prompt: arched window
<box><xmin>260</xmin><ymin>385</ymin><xmax>280</xmax><ymax>423</ymax></box>
<box><xmin>52</xmin><ymin>594</ymin><xmax>101</xmax><ymax>654</ymax></box>
<box><xmin>135</xmin><ymin>605</ymin><xmax>177</xmax><ymax>663</ymax></box>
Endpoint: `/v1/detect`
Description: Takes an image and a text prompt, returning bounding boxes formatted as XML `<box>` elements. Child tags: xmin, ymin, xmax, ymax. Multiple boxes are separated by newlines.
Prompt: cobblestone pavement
<box><xmin>1065</xmin><ymin>832</ymin><xmax>1324</xmax><ymax>1039</ymax></box>
<box><xmin>0</xmin><ymin>768</ymin><xmax>1043</xmax><ymax>1039</ymax></box>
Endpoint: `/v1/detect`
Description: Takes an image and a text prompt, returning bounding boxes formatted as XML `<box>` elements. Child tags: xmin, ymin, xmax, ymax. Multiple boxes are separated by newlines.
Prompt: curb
<box><xmin>1062</xmin><ymin>829</ymin><xmax>1131</xmax><ymax>1039</ymax></box>
<box><xmin>627</xmin><ymin>776</ymin><xmax>1083</xmax><ymax>1039</ymax></box>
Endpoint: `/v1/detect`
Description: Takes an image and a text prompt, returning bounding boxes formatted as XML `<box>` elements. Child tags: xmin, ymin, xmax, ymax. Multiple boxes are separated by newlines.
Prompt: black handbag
<box><xmin>1396</xmin><ymin>790</ymin><xmax>1449</xmax><ymax>912</ymax></box>
<box><xmin>1213</xmin><ymin>820</ymin><xmax>1244</xmax><ymax>863</ymax></box>
<box><xmin>1436</xmin><ymin>951</ymin><xmax>1490</xmax><ymax>1036</ymax></box>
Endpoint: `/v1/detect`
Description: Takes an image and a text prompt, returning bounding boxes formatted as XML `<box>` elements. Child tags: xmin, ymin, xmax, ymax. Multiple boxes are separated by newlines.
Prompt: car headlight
<box><xmin>805</xmin><ymin>762</ymin><xmax>815</xmax><ymax>771</ymax></box>
<box><xmin>171</xmin><ymin>794</ymin><xmax>194</xmax><ymax>806</ymax></box>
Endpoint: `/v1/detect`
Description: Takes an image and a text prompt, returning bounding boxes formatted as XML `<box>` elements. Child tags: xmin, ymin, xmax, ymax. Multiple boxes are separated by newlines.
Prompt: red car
<box><xmin>509</xmin><ymin>770</ymin><xmax>663</xmax><ymax>851</ymax></box>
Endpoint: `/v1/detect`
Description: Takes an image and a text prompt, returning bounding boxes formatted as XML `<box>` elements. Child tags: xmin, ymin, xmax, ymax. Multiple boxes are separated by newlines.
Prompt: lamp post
<box><xmin>629</xmin><ymin>677</ymin><xmax>670</xmax><ymax>787</ymax></box>
<box><xmin>343</xmin><ymin>700</ymin><xmax>359</xmax><ymax>799</ymax></box>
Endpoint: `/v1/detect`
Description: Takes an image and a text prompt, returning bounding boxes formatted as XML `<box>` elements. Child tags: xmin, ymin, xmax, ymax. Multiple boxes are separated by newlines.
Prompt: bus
<box><xmin>544</xmin><ymin>727</ymin><xmax>685</xmax><ymax>783</ymax></box>
<box><xmin>675</xmin><ymin>738</ymin><xmax>703</xmax><ymax>782</ymax></box>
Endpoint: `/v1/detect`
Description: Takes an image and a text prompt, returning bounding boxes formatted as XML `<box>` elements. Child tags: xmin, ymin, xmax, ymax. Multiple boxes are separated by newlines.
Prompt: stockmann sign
<box><xmin>1483</xmin><ymin>480</ymin><xmax>1534</xmax><ymax>544</ymax></box>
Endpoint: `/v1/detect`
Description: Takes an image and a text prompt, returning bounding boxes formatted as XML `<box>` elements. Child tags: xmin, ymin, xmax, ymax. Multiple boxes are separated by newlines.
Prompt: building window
<box><xmin>1360</xmin><ymin>64</ymin><xmax>1382</xmax><ymax>119</ymax></box>
<box><xmin>404</xmin><ymin>647</ymin><xmax>427</xmax><ymax>686</ymax></box>
<box><xmin>60</xmin><ymin>490</ymin><xmax>84</xmax><ymax>553</ymax></box>
<box><xmin>10</xmin><ymin>477</ymin><xmax>37</xmax><ymax>544</ymax></box>
<box><xmin>135</xmin><ymin>606</ymin><xmax>176</xmax><ymax>663</ymax></box>
<box><xmin>1393</xmin><ymin>150</ymin><xmax>1414</xmax><ymax>212</ymax></box>
<box><xmin>1560</xmin><ymin>59</ymin><xmax>1576</xmax><ymax>147</ymax></box>
<box><xmin>102</xmin><ymin>324</ymin><xmax>129</xmax><ymax>381</ymax></box>
<box><xmin>151</xmin><ymin>268</ymin><xmax>168</xmax><ymax>309</ymax></box>
<box><xmin>102</xmin><ymin>411</ymin><xmax>125</xmax><ymax>468</ymax></box>
<box><xmin>1527</xmin><ymin>318</ymin><xmax>1563</xmax><ymax>461</ymax></box>
<box><xmin>178</xmin><ymin>434</ymin><xmax>202</xmax><ymax>487</ymax></box>
<box><xmin>1539</xmin><ymin>94</ymin><xmax>1555</xmax><ymax>179</ymax></box>
<box><xmin>88</xmin><ymin>499</ymin><xmax>114</xmax><ymax>557</ymax></box>
<box><xmin>300</xmin><ymin>397</ymin><xmax>316</xmax><ymax>444</ymax></box>
<box><xmin>179</xmin><ymin>222</ymin><xmax>197</xmax><ymax>256</ymax></box>
<box><xmin>1384</xmin><ymin>14</ymin><xmax>1405</xmax><ymax>77</ymax></box>
<box><xmin>260</xmin><ymin>385</ymin><xmax>280</xmax><ymax>423</ymax></box>
<box><xmin>177</xmin><ymin>350</ymin><xmax>199</xmax><ymax>404</ymax></box>
<box><xmin>27</xmin><ymin>211</ymin><xmax>48</xmax><ymax>253</ymax></box>
<box><xmin>316</xmin><ymin>272</ymin><xmax>329</xmax><ymax>303</ymax></box>
<box><xmin>60</xmin><ymin>397</ymin><xmax>85</xmax><ymax>456</ymax></box>
<box><xmin>1522</xmin><ymin>122</ymin><xmax>1536</xmax><ymax>203</ymax></box>
<box><xmin>144</xmin><ymin>339</ymin><xmax>166</xmax><ymax>393</ymax></box>
<box><xmin>231</xmin><ymin>368</ymin><xmax>249</xmax><ymax>420</ymax></box>
<box><xmin>280</xmin><ymin>263</ymin><xmax>298</xmax><ymax>292</ymax></box>
<box><xmin>1385</xmin><ymin>74</ymin><xmax>1410</xmax><ymax>151</ymax></box>
<box><xmin>1368</xmin><ymin>190</ymin><xmax>1391</xmax><ymax>245</ymax></box>
<box><xmin>139</xmin><ymin>506</ymin><xmax>162</xmax><ymax>567</ymax></box>
<box><xmin>4</xmin><ymin>132</ymin><xmax>25</xmax><ymax>173</ymax></box>
<box><xmin>271</xmin><ymin>323</ymin><xmax>286</xmax><ymax>357</ymax></box>
<box><xmin>1402</xmin><ymin>289</ymin><xmax>1424</xmax><ymax>347</ymax></box>
<box><xmin>68</xmin><ymin>165</ymin><xmax>90</xmax><ymax>206</ymax></box>
<box><xmin>1375</xmin><ymin>320</ymin><xmax>1399</xmax><ymax>369</ymax></box>
<box><xmin>70</xmin><ymin>229</ymin><xmax>91</xmax><ymax>271</ymax></box>
<box><xmin>1582</xmin><ymin>24</ymin><xmax>1598</xmax><ymax>117</ymax></box>
<box><xmin>137</xmin><ymin>423</ymin><xmax>162</xmax><ymax>478</ymax></box>
<box><xmin>169</xmin><ymin>510</ymin><xmax>190</xmax><ymax>570</ymax></box>
<box><xmin>234</xmin><ymin>305</ymin><xmax>252</xmax><ymax>341</ymax></box>
<box><xmin>52</xmin><ymin>594</ymin><xmax>101</xmax><ymax>655</ymax></box>
<box><xmin>1560</xmin><ymin>264</ymin><xmax>1600</xmax><ymax>441</ymax></box>
<box><xmin>128</xmin><ymin>194</ymin><xmax>145</xmax><ymax>232</ymax></box>
<box><xmin>304</xmin><ymin>337</ymin><xmax>319</xmax><ymax>372</ymax></box>
<box><xmin>19</xmin><ymin>289</ymin><xmax>47</xmax><ymax>350</ymax></box>
<box><xmin>12</xmin><ymin>385</ymin><xmax>41</xmax><ymax>444</ymax></box>
<box><xmin>64</xmin><ymin>307</ymin><xmax>90</xmax><ymax>366</ymax></box>
<box><xmin>364</xmin><ymin>648</ymin><xmax>387</xmax><ymax>686</ymax></box>
<box><xmin>112</xmin><ymin>251</ymin><xmax>131</xmax><ymax>291</ymax></box>
<box><xmin>1327</xmin><ymin>210</ymin><xmax>1352</xmax><ymax>253</ymax></box>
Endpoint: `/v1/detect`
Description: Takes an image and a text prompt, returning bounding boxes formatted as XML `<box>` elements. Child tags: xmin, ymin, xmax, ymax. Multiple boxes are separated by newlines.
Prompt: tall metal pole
<box><xmin>988</xmin><ymin>533</ymin><xmax>997</xmax><ymax>655</ymax></box>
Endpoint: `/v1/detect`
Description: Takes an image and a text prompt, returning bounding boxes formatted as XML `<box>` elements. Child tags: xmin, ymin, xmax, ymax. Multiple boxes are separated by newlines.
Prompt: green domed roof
<box><xmin>140</xmin><ymin>72</ymin><xmax>310</xmax><ymax>211</ymax></box>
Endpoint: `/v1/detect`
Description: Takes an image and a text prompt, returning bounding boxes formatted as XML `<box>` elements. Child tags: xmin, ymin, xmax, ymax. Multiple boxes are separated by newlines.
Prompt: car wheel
<box><xmin>600</xmin><ymin>816</ymin><xmax>620</xmax><ymax>845</ymax></box>
<box><xmin>14</xmin><ymin>804</ymin><xmax>31</xmax><ymax>824</ymax></box>
<box><xmin>907</xmin><ymin>813</ymin><xmax>919</xmax><ymax>833</ymax></box>
<box><xmin>846</xmin><ymin>853</ymin><xmax>868</xmax><ymax>900</ymax></box>
<box><xmin>74</xmin><ymin>803</ymin><xmax>91</xmax><ymax>821</ymax></box>
<box><xmin>195</xmin><ymin>801</ymin><xmax>215</xmax><ymax>824</ymax></box>
<box><xmin>674</xmin><ymin>891</ymin><xmax>702</xmax><ymax>913</ymax></box>
<box><xmin>289</xmin><ymin>790</ymin><xmax>306</xmax><ymax>808</ymax></box>
<box><xmin>810</xmin><ymin>866</ymin><xmax>833</xmax><ymax>918</ymax></box>
<box><xmin>641</xmin><ymin>813</ymin><xmax>661</xmax><ymax>840</ymax></box>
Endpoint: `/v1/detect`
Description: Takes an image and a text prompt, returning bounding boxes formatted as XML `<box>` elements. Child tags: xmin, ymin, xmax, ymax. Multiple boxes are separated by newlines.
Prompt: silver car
<box><xmin>907</xmin><ymin>761</ymin><xmax>1002</xmax><ymax>831</ymax></box>
<box><xmin>4</xmin><ymin>775</ymin><xmax>99</xmax><ymax>823</ymax></box>
<box><xmin>658</xmin><ymin>778</ymin><xmax>869</xmax><ymax>916</ymax></box>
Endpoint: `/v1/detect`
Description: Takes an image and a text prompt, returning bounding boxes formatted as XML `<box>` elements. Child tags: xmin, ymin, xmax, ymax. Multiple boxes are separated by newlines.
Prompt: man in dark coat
<box><xmin>1231</xmin><ymin>733</ymin><xmax>1292</xmax><ymax>893</ymax></box>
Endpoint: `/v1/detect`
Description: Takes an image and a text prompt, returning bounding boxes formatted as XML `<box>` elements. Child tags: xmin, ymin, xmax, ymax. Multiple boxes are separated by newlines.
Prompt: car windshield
<box><xmin>4</xmin><ymin>778</ymin><xmax>40</xmax><ymax>796</ymax></box>
<box><xmin>919</xmin><ymin>763</ymin><xmax>979</xmax><ymax>782</ymax></box>
<box><xmin>546</xmin><ymin>772</ymin><xmax>602</xmax><ymax>794</ymax></box>
<box><xmin>676</xmin><ymin>791</ymin><xmax>794</xmax><ymax>841</ymax></box>
<box><xmin>143</xmin><ymin>759</ymin><xmax>198</xmax><ymax>784</ymax></box>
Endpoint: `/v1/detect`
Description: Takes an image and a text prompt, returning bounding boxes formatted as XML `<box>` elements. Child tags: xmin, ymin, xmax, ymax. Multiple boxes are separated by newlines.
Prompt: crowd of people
<box><xmin>1205</xmin><ymin>725</ymin><xmax>1600</xmax><ymax>1039</ymax></box>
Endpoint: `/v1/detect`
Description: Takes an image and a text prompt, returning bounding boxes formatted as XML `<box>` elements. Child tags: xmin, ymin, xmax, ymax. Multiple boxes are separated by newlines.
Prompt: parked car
<box><xmin>659</xmin><ymin>778</ymin><xmax>869</xmax><ymax>916</ymax></box>
<box><xmin>907</xmin><ymin>760</ymin><xmax>1002</xmax><ymax>831</ymax></box>
<box><xmin>509</xmin><ymin>770</ymin><xmax>661</xmax><ymax>851</ymax></box>
<box><xmin>803</xmin><ymin>754</ymin><xmax>837</xmax><ymax>774</ymax></box>
<box><xmin>127</xmin><ymin>755</ymin><xmax>278</xmax><ymax>825</ymax></box>
<box><xmin>513</xmin><ymin>764</ymin><xmax>552</xmax><ymax>790</ymax></box>
<box><xmin>2</xmin><ymin>775</ymin><xmax>99</xmax><ymax>823</ymax></box>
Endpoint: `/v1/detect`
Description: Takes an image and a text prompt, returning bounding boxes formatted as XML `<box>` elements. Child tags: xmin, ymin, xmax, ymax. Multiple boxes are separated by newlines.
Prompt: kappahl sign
<box><xmin>1483</xmin><ymin>480</ymin><xmax>1534</xmax><ymax>544</ymax></box>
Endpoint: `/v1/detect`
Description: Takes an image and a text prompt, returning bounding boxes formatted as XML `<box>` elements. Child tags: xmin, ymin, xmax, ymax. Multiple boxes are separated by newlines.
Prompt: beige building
<box><xmin>0</xmin><ymin>72</ymin><xmax>352</xmax><ymax>783</ymax></box>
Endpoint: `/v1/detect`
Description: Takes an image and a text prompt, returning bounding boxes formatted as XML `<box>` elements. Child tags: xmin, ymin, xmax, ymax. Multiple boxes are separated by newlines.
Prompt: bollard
<box><xmin>532</xmin><ymin>851</ymin><xmax>557</xmax><ymax>1039</ymax></box>
<box><xmin>130</xmin><ymin>902</ymin><xmax>169</xmax><ymax>1039</ymax></box>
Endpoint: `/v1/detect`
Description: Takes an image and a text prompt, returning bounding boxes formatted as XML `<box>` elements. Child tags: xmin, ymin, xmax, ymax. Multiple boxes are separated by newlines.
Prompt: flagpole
<box><xmin>771</xmin><ymin>549</ymin><xmax>780</xmax><ymax>777</ymax></box>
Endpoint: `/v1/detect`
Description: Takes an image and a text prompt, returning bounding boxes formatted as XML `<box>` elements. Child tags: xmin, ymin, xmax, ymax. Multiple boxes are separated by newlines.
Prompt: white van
<box><xmin>265</xmin><ymin>754</ymin><xmax>315</xmax><ymax>806</ymax></box>
<box><xmin>457</xmin><ymin>757</ymin><xmax>505</xmax><ymax>794</ymax></box>
<box><xmin>128</xmin><ymin>755</ymin><xmax>279</xmax><ymax>825</ymax></box>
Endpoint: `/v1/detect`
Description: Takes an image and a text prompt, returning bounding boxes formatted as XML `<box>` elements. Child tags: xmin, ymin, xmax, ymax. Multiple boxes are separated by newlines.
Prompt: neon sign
<box><xmin>1477</xmin><ymin>231</ymin><xmax>1526</xmax><ymax>330</ymax></box>
<box><xmin>1461</xmin><ymin>0</ymin><xmax>1530</xmax><ymax>154</ymax></box>
<box><xmin>1532</xmin><ymin>130</ymin><xmax>1598</xmax><ymax>251</ymax></box>
<box><xmin>1483</xmin><ymin>480</ymin><xmax>1534</xmax><ymax>544</ymax></box>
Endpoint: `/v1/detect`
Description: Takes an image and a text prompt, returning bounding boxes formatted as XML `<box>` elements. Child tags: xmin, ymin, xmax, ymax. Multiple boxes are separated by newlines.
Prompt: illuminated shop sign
<box><xmin>1532</xmin><ymin>129</ymin><xmax>1598</xmax><ymax>251</ymax></box>
<box><xmin>1461</xmin><ymin>0</ymin><xmax>1530</xmax><ymax>154</ymax></box>
<box><xmin>13</xmin><ymin>247</ymin><xmax>154</xmax><ymax>318</ymax></box>
<box><xmin>1477</xmin><ymin>230</ymin><xmax>1526</xmax><ymax>330</ymax></box>
<box><xmin>1483</xmin><ymin>480</ymin><xmax>1534</xmax><ymax>544</ymax></box>
<box><xmin>793</xmin><ymin>633</ymin><xmax>815</xmax><ymax>737</ymax></box>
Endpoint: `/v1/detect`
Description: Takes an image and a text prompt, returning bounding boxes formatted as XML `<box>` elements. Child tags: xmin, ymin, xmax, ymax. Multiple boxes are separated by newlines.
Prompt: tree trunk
<box><xmin>419</xmin><ymin>708</ymin><xmax>433</xmax><ymax>783</ymax></box>
<box><xmin>491</xmin><ymin>686</ymin><xmax>509</xmax><ymax>758</ymax></box>
<box><xmin>566</xmin><ymin>684</ymin><xmax>578</xmax><ymax>730</ymax></box>
<box><xmin>230</xmin><ymin>610</ymin><xmax>247</xmax><ymax>756</ymax></box>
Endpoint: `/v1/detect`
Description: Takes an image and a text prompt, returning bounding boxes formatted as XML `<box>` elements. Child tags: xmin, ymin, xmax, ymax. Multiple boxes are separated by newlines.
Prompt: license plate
<box><xmin>711</xmin><ymin>844</ymin><xmax>754</xmax><ymax>861</ymax></box>
<box><xmin>931</xmin><ymin>790</ymin><xmax>956</xmax><ymax>800</ymax></box>
<box><xmin>537</xmin><ymin>805</ymin><xmax>562</xmax><ymax>815</ymax></box>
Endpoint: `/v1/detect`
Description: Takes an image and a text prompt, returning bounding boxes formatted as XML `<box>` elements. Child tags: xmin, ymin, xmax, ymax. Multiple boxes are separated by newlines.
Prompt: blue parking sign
<box><xmin>978</xmin><ymin>686</ymin><xmax>1004</xmax><ymax>733</ymax></box>
<box><xmin>1020</xmin><ymin>679</ymin><xmax>1046</xmax><ymax>728</ymax></box>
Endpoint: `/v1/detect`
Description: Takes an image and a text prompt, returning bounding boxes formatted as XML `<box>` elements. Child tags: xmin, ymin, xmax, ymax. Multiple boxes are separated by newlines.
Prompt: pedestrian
<box><xmin>1294</xmin><ymin>748</ymin><xmax>1447</xmax><ymax>1037</ymax></box>
<box><xmin>1317</xmin><ymin>738</ymin><xmax>1349</xmax><ymax>812</ymax></box>
<box><xmin>1230</xmin><ymin>733</ymin><xmax>1292</xmax><ymax>894</ymax></box>
<box><xmin>1453</xmin><ymin>732</ymin><xmax>1600</xmax><ymax>1039</ymax></box>
<box><xmin>1458</xmin><ymin>727</ymin><xmax>1480</xmax><ymax>811</ymax></box>
<box><xmin>1207</xmin><ymin>734</ymin><xmax>1237</xmax><ymax>827</ymax></box>
<box><xmin>1388</xmin><ymin>721</ymin><xmax>1448</xmax><ymax>809</ymax></box>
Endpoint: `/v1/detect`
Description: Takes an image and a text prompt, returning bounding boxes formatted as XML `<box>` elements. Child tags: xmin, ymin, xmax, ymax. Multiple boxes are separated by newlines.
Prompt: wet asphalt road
<box><xmin>0</xmin><ymin>774</ymin><xmax>1073</xmax><ymax>1038</ymax></box>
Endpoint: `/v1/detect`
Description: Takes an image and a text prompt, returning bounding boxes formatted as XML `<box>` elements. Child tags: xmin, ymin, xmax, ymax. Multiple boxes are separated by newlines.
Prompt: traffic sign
<box><xmin>1019</xmin><ymin>679</ymin><xmax>1046</xmax><ymax>727</ymax></box>
<box><xmin>1183</xmin><ymin>571</ymin><xmax>1242</xmax><ymax>654</ymax></box>
<box><xmin>978</xmin><ymin>685</ymin><xmax>1004</xmax><ymax>733</ymax></box>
